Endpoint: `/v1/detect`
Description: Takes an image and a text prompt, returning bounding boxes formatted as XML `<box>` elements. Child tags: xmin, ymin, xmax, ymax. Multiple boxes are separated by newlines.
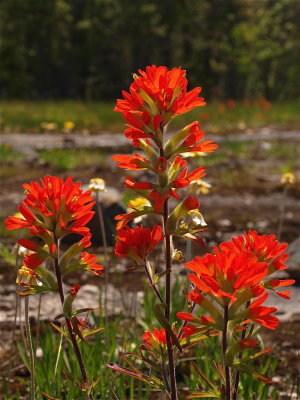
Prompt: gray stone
<box><xmin>286</xmin><ymin>236</ymin><xmax>300</xmax><ymax>281</ymax></box>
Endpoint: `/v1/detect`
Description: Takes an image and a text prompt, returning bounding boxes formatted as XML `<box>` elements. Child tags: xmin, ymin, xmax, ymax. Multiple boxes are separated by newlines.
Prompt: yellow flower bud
<box><xmin>189</xmin><ymin>179</ymin><xmax>212</xmax><ymax>195</ymax></box>
<box><xmin>16</xmin><ymin>266</ymin><xmax>37</xmax><ymax>286</ymax></box>
<box><xmin>88</xmin><ymin>178</ymin><xmax>106</xmax><ymax>192</ymax></box>
<box><xmin>281</xmin><ymin>172</ymin><xmax>295</xmax><ymax>186</ymax></box>
<box><xmin>63</xmin><ymin>121</ymin><xmax>75</xmax><ymax>131</ymax></box>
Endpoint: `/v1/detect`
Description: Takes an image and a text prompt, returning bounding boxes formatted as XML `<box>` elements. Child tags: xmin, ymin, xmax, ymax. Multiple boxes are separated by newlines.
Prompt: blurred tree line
<box><xmin>1</xmin><ymin>0</ymin><xmax>300</xmax><ymax>101</ymax></box>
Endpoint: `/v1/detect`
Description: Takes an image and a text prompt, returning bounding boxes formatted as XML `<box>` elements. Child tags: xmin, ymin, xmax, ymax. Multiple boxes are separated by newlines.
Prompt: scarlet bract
<box><xmin>5</xmin><ymin>175</ymin><xmax>95</xmax><ymax>240</ymax></box>
<box><xmin>115</xmin><ymin>65</ymin><xmax>206</xmax><ymax>125</ymax></box>
<box><xmin>115</xmin><ymin>225</ymin><xmax>163</xmax><ymax>262</ymax></box>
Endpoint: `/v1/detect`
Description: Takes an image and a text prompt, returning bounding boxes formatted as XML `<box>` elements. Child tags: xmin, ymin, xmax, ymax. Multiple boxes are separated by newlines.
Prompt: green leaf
<box><xmin>82</xmin><ymin>327</ymin><xmax>104</xmax><ymax>338</ymax></box>
<box><xmin>154</xmin><ymin>303</ymin><xmax>182</xmax><ymax>352</ymax></box>
<box><xmin>191</xmin><ymin>361</ymin><xmax>218</xmax><ymax>390</ymax></box>
<box><xmin>232</xmin><ymin>362</ymin><xmax>272</xmax><ymax>384</ymax></box>
<box><xmin>213</xmin><ymin>362</ymin><xmax>225</xmax><ymax>383</ymax></box>
<box><xmin>236</xmin><ymin>348</ymin><xmax>271</xmax><ymax>364</ymax></box>
<box><xmin>41</xmin><ymin>392</ymin><xmax>61</xmax><ymax>400</ymax></box>
<box><xmin>0</xmin><ymin>241</ymin><xmax>15</xmax><ymax>265</ymax></box>
<box><xmin>50</xmin><ymin>322</ymin><xmax>70</xmax><ymax>342</ymax></box>
<box><xmin>106</xmin><ymin>363</ymin><xmax>163</xmax><ymax>389</ymax></box>
<box><xmin>179</xmin><ymin>328</ymin><xmax>219</xmax><ymax>346</ymax></box>
<box><xmin>72</xmin><ymin>307</ymin><xmax>101</xmax><ymax>316</ymax></box>
<box><xmin>186</xmin><ymin>390</ymin><xmax>221</xmax><ymax>398</ymax></box>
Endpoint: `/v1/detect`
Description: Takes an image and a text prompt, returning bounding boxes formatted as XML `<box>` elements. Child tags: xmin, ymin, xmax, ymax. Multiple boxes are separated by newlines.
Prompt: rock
<box><xmin>286</xmin><ymin>236</ymin><xmax>300</xmax><ymax>281</ymax></box>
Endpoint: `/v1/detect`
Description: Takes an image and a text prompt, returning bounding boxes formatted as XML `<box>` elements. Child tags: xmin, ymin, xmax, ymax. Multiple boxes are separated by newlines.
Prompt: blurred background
<box><xmin>1</xmin><ymin>0</ymin><xmax>300</xmax><ymax>101</ymax></box>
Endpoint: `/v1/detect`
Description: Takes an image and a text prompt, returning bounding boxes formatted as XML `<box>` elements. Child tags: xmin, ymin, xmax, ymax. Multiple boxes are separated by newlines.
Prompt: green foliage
<box><xmin>3</xmin><ymin>279</ymin><xmax>282</xmax><ymax>399</ymax></box>
<box><xmin>182</xmin><ymin>336</ymin><xmax>279</xmax><ymax>399</ymax></box>
<box><xmin>37</xmin><ymin>148</ymin><xmax>108</xmax><ymax>171</ymax></box>
<box><xmin>2</xmin><ymin>100</ymin><xmax>300</xmax><ymax>133</ymax></box>
<box><xmin>4</xmin><ymin>315</ymin><xmax>152</xmax><ymax>400</ymax></box>
<box><xmin>0</xmin><ymin>144</ymin><xmax>23</xmax><ymax>162</ymax></box>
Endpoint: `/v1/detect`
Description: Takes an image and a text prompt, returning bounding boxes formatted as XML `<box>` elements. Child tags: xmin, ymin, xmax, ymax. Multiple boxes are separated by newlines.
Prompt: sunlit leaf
<box><xmin>186</xmin><ymin>390</ymin><xmax>221</xmax><ymax>398</ymax></box>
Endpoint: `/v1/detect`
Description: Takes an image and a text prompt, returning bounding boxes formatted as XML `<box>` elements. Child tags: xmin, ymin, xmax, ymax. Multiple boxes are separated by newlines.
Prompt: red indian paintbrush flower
<box><xmin>111</xmin><ymin>153</ymin><xmax>151</xmax><ymax>170</ymax></box>
<box><xmin>5</xmin><ymin>176</ymin><xmax>95</xmax><ymax>240</ymax></box>
<box><xmin>219</xmin><ymin>230</ymin><xmax>289</xmax><ymax>273</ymax></box>
<box><xmin>234</xmin><ymin>293</ymin><xmax>279</xmax><ymax>330</ymax></box>
<box><xmin>180</xmin><ymin>122</ymin><xmax>218</xmax><ymax>154</ymax></box>
<box><xmin>79</xmin><ymin>253</ymin><xmax>104</xmax><ymax>276</ymax></box>
<box><xmin>115</xmin><ymin>66</ymin><xmax>206</xmax><ymax>127</ymax></box>
<box><xmin>115</xmin><ymin>225</ymin><xmax>163</xmax><ymax>263</ymax></box>
<box><xmin>185</xmin><ymin>247</ymin><xmax>269</xmax><ymax>304</ymax></box>
<box><xmin>142</xmin><ymin>328</ymin><xmax>167</xmax><ymax>350</ymax></box>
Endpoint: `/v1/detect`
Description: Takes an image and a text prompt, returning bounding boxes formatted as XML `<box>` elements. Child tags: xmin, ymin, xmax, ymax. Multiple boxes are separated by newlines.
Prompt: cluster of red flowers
<box><xmin>115</xmin><ymin>225</ymin><xmax>163</xmax><ymax>263</ymax></box>
<box><xmin>113</xmin><ymin>66</ymin><xmax>217</xmax><ymax>259</ymax></box>
<box><xmin>142</xmin><ymin>325</ymin><xmax>198</xmax><ymax>352</ymax></box>
<box><xmin>177</xmin><ymin>231</ymin><xmax>294</xmax><ymax>330</ymax></box>
<box><xmin>5</xmin><ymin>176</ymin><xmax>104</xmax><ymax>292</ymax></box>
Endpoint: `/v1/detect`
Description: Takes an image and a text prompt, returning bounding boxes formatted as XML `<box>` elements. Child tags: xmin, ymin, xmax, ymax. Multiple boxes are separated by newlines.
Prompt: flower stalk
<box><xmin>5</xmin><ymin>176</ymin><xmax>104</xmax><ymax>399</ymax></box>
<box><xmin>25</xmin><ymin>296</ymin><xmax>35</xmax><ymax>400</ymax></box>
<box><xmin>95</xmin><ymin>191</ymin><xmax>109</xmax><ymax>328</ymax></box>
<box><xmin>53</xmin><ymin>240</ymin><xmax>93</xmax><ymax>400</ymax></box>
<box><xmin>222</xmin><ymin>305</ymin><xmax>231</xmax><ymax>400</ymax></box>
<box><xmin>162</xmin><ymin>198</ymin><xmax>178</xmax><ymax>400</ymax></box>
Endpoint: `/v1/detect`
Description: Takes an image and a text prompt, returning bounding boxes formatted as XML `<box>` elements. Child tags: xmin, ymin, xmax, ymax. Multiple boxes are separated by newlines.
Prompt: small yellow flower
<box><xmin>128</xmin><ymin>197</ymin><xmax>150</xmax><ymax>210</ymax></box>
<box><xmin>16</xmin><ymin>266</ymin><xmax>37</xmax><ymax>286</ymax></box>
<box><xmin>189</xmin><ymin>179</ymin><xmax>212</xmax><ymax>195</ymax></box>
<box><xmin>89</xmin><ymin>178</ymin><xmax>106</xmax><ymax>192</ymax></box>
<box><xmin>281</xmin><ymin>172</ymin><xmax>296</xmax><ymax>186</ymax></box>
<box><xmin>40</xmin><ymin>122</ymin><xmax>57</xmax><ymax>131</ymax></box>
<box><xmin>63</xmin><ymin>121</ymin><xmax>75</xmax><ymax>131</ymax></box>
<box><xmin>127</xmin><ymin>197</ymin><xmax>151</xmax><ymax>224</ymax></box>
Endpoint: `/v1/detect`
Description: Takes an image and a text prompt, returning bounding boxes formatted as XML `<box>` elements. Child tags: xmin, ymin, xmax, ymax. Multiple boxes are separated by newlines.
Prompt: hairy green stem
<box><xmin>54</xmin><ymin>239</ymin><xmax>94</xmax><ymax>400</ymax></box>
<box><xmin>8</xmin><ymin>236</ymin><xmax>21</xmax><ymax>393</ymax></box>
<box><xmin>25</xmin><ymin>296</ymin><xmax>35</xmax><ymax>400</ymax></box>
<box><xmin>95</xmin><ymin>192</ymin><xmax>109</xmax><ymax>329</ymax></box>
<box><xmin>162</xmin><ymin>199</ymin><xmax>178</xmax><ymax>400</ymax></box>
<box><xmin>34</xmin><ymin>294</ymin><xmax>42</xmax><ymax>351</ymax></box>
<box><xmin>145</xmin><ymin>261</ymin><xmax>164</xmax><ymax>304</ymax></box>
<box><xmin>222</xmin><ymin>305</ymin><xmax>231</xmax><ymax>400</ymax></box>
<box><xmin>232</xmin><ymin>300</ymin><xmax>251</xmax><ymax>400</ymax></box>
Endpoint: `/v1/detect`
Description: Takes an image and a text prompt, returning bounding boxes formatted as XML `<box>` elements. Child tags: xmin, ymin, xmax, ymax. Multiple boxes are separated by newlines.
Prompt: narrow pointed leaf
<box><xmin>41</xmin><ymin>392</ymin><xmax>61</xmax><ymax>400</ymax></box>
<box><xmin>186</xmin><ymin>390</ymin><xmax>221</xmax><ymax>398</ymax></box>
<box><xmin>192</xmin><ymin>361</ymin><xmax>217</xmax><ymax>390</ymax></box>
<box><xmin>154</xmin><ymin>303</ymin><xmax>182</xmax><ymax>352</ymax></box>
<box><xmin>72</xmin><ymin>307</ymin><xmax>101</xmax><ymax>316</ymax></box>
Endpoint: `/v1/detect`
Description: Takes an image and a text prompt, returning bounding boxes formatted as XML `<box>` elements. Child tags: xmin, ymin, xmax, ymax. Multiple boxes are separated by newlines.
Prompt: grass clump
<box><xmin>37</xmin><ymin>148</ymin><xmax>108</xmax><ymax>171</ymax></box>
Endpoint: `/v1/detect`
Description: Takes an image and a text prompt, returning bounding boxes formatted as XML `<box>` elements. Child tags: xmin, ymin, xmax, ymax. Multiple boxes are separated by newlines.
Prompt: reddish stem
<box><xmin>222</xmin><ymin>305</ymin><xmax>231</xmax><ymax>400</ymax></box>
<box><xmin>54</xmin><ymin>240</ymin><xmax>94</xmax><ymax>400</ymax></box>
<box><xmin>162</xmin><ymin>199</ymin><xmax>178</xmax><ymax>400</ymax></box>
